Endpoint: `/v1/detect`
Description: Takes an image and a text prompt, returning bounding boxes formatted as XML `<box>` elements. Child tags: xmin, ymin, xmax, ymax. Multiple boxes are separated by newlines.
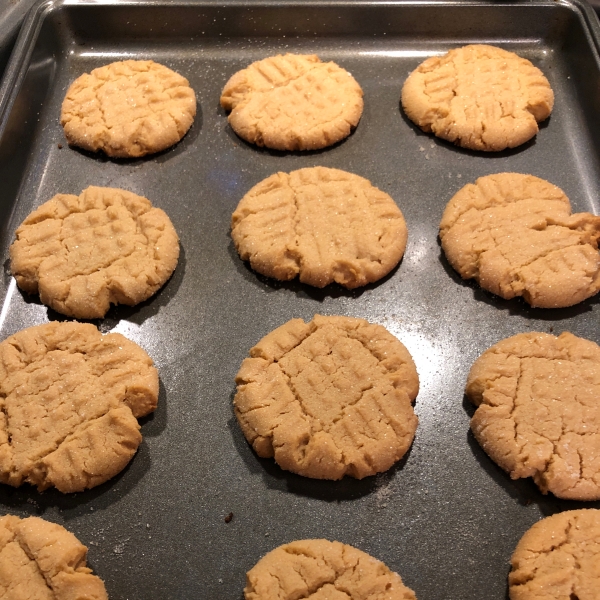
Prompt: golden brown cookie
<box><xmin>509</xmin><ymin>509</ymin><xmax>600</xmax><ymax>600</ymax></box>
<box><xmin>245</xmin><ymin>539</ymin><xmax>417</xmax><ymax>600</ymax></box>
<box><xmin>61</xmin><ymin>59</ymin><xmax>196</xmax><ymax>157</ymax></box>
<box><xmin>10</xmin><ymin>186</ymin><xmax>180</xmax><ymax>319</ymax></box>
<box><xmin>220</xmin><ymin>54</ymin><xmax>363</xmax><ymax>150</ymax></box>
<box><xmin>466</xmin><ymin>331</ymin><xmax>600</xmax><ymax>500</ymax></box>
<box><xmin>234</xmin><ymin>315</ymin><xmax>419</xmax><ymax>480</ymax></box>
<box><xmin>439</xmin><ymin>173</ymin><xmax>600</xmax><ymax>308</ymax></box>
<box><xmin>231</xmin><ymin>167</ymin><xmax>407</xmax><ymax>289</ymax></box>
<box><xmin>401</xmin><ymin>44</ymin><xmax>554</xmax><ymax>151</ymax></box>
<box><xmin>0</xmin><ymin>321</ymin><xmax>158</xmax><ymax>493</ymax></box>
<box><xmin>0</xmin><ymin>514</ymin><xmax>107</xmax><ymax>599</ymax></box>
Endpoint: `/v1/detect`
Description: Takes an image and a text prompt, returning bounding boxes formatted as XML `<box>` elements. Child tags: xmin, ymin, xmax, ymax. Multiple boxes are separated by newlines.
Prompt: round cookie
<box><xmin>0</xmin><ymin>321</ymin><xmax>158</xmax><ymax>493</ymax></box>
<box><xmin>61</xmin><ymin>59</ymin><xmax>196</xmax><ymax>157</ymax></box>
<box><xmin>234</xmin><ymin>315</ymin><xmax>419</xmax><ymax>480</ymax></box>
<box><xmin>401</xmin><ymin>44</ymin><xmax>554</xmax><ymax>151</ymax></box>
<box><xmin>244</xmin><ymin>539</ymin><xmax>417</xmax><ymax>600</ymax></box>
<box><xmin>509</xmin><ymin>510</ymin><xmax>600</xmax><ymax>600</ymax></box>
<box><xmin>220</xmin><ymin>53</ymin><xmax>363</xmax><ymax>151</ymax></box>
<box><xmin>466</xmin><ymin>331</ymin><xmax>600</xmax><ymax>500</ymax></box>
<box><xmin>0</xmin><ymin>514</ymin><xmax>107</xmax><ymax>599</ymax></box>
<box><xmin>439</xmin><ymin>173</ymin><xmax>600</xmax><ymax>308</ymax></box>
<box><xmin>231</xmin><ymin>167</ymin><xmax>407</xmax><ymax>289</ymax></box>
<box><xmin>10</xmin><ymin>186</ymin><xmax>180</xmax><ymax>319</ymax></box>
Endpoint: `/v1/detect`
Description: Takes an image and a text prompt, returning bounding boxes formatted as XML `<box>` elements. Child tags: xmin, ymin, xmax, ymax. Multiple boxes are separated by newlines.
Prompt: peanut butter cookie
<box><xmin>509</xmin><ymin>509</ymin><xmax>600</xmax><ymax>600</ymax></box>
<box><xmin>220</xmin><ymin>54</ymin><xmax>363</xmax><ymax>150</ymax></box>
<box><xmin>0</xmin><ymin>321</ymin><xmax>158</xmax><ymax>493</ymax></box>
<box><xmin>61</xmin><ymin>59</ymin><xmax>196</xmax><ymax>157</ymax></box>
<box><xmin>439</xmin><ymin>173</ymin><xmax>600</xmax><ymax>308</ymax></box>
<box><xmin>234</xmin><ymin>315</ymin><xmax>419</xmax><ymax>480</ymax></box>
<box><xmin>245</xmin><ymin>539</ymin><xmax>417</xmax><ymax>600</ymax></box>
<box><xmin>231</xmin><ymin>167</ymin><xmax>407</xmax><ymax>289</ymax></box>
<box><xmin>466</xmin><ymin>332</ymin><xmax>600</xmax><ymax>500</ymax></box>
<box><xmin>401</xmin><ymin>44</ymin><xmax>554</xmax><ymax>151</ymax></box>
<box><xmin>10</xmin><ymin>186</ymin><xmax>180</xmax><ymax>319</ymax></box>
<box><xmin>0</xmin><ymin>514</ymin><xmax>107</xmax><ymax>599</ymax></box>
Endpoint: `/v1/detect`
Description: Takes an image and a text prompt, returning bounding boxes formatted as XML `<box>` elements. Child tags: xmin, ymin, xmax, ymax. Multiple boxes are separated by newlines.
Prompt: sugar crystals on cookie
<box><xmin>0</xmin><ymin>322</ymin><xmax>158</xmax><ymax>493</ymax></box>
<box><xmin>439</xmin><ymin>173</ymin><xmax>600</xmax><ymax>308</ymax></box>
<box><xmin>509</xmin><ymin>510</ymin><xmax>600</xmax><ymax>600</ymax></box>
<box><xmin>466</xmin><ymin>331</ymin><xmax>600</xmax><ymax>500</ymax></box>
<box><xmin>10</xmin><ymin>186</ymin><xmax>180</xmax><ymax>319</ymax></box>
<box><xmin>234</xmin><ymin>315</ymin><xmax>419</xmax><ymax>480</ymax></box>
<box><xmin>401</xmin><ymin>44</ymin><xmax>554</xmax><ymax>151</ymax></box>
<box><xmin>245</xmin><ymin>539</ymin><xmax>417</xmax><ymax>600</ymax></box>
<box><xmin>231</xmin><ymin>166</ymin><xmax>407</xmax><ymax>289</ymax></box>
<box><xmin>220</xmin><ymin>53</ymin><xmax>363</xmax><ymax>150</ymax></box>
<box><xmin>61</xmin><ymin>59</ymin><xmax>196</xmax><ymax>157</ymax></box>
<box><xmin>0</xmin><ymin>515</ymin><xmax>108</xmax><ymax>598</ymax></box>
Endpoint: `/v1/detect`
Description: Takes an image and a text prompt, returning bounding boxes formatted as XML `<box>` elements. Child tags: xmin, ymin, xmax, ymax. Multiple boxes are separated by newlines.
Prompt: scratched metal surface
<box><xmin>0</xmin><ymin>1</ymin><xmax>599</xmax><ymax>598</ymax></box>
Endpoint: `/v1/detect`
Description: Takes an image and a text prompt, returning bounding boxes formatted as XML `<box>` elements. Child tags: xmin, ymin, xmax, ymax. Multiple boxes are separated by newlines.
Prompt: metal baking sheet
<box><xmin>0</xmin><ymin>0</ymin><xmax>40</xmax><ymax>81</ymax></box>
<box><xmin>588</xmin><ymin>0</ymin><xmax>600</xmax><ymax>16</ymax></box>
<box><xmin>1</xmin><ymin>1</ymin><xmax>600</xmax><ymax>598</ymax></box>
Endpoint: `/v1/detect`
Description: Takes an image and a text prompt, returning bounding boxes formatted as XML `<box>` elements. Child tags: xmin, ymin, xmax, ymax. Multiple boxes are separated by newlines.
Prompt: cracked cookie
<box><xmin>0</xmin><ymin>321</ymin><xmax>158</xmax><ymax>493</ymax></box>
<box><xmin>509</xmin><ymin>509</ymin><xmax>600</xmax><ymax>600</ymax></box>
<box><xmin>61</xmin><ymin>59</ymin><xmax>196</xmax><ymax>157</ymax></box>
<box><xmin>220</xmin><ymin>53</ymin><xmax>363</xmax><ymax>150</ymax></box>
<box><xmin>0</xmin><ymin>514</ymin><xmax>107</xmax><ymax>599</ymax></box>
<box><xmin>439</xmin><ymin>173</ymin><xmax>600</xmax><ymax>308</ymax></box>
<box><xmin>401</xmin><ymin>44</ymin><xmax>554</xmax><ymax>151</ymax></box>
<box><xmin>234</xmin><ymin>315</ymin><xmax>419</xmax><ymax>480</ymax></box>
<box><xmin>10</xmin><ymin>186</ymin><xmax>180</xmax><ymax>319</ymax></box>
<box><xmin>244</xmin><ymin>539</ymin><xmax>417</xmax><ymax>600</ymax></box>
<box><xmin>466</xmin><ymin>331</ymin><xmax>600</xmax><ymax>500</ymax></box>
<box><xmin>231</xmin><ymin>167</ymin><xmax>407</xmax><ymax>289</ymax></box>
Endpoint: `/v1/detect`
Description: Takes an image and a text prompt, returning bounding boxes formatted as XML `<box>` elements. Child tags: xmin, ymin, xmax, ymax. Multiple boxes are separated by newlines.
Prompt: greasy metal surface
<box><xmin>1</xmin><ymin>1</ymin><xmax>600</xmax><ymax>598</ymax></box>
